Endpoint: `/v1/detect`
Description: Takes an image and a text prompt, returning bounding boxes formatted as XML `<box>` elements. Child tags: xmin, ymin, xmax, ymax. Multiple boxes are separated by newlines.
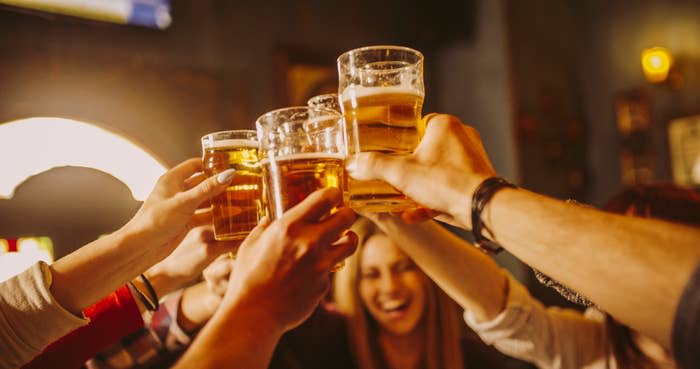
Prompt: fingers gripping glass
<box><xmin>256</xmin><ymin>107</ymin><xmax>349</xmax><ymax>270</ymax></box>
<box><xmin>337</xmin><ymin>45</ymin><xmax>425</xmax><ymax>212</ymax></box>
<box><xmin>201</xmin><ymin>130</ymin><xmax>263</xmax><ymax>254</ymax></box>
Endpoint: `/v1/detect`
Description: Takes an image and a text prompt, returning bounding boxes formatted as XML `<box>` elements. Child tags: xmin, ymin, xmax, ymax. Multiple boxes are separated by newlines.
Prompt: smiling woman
<box><xmin>334</xmin><ymin>217</ymin><xmax>464</xmax><ymax>369</ymax></box>
<box><xmin>0</xmin><ymin>117</ymin><xmax>167</xmax><ymax>202</ymax></box>
<box><xmin>333</xmin><ymin>217</ymin><xmax>528</xmax><ymax>369</ymax></box>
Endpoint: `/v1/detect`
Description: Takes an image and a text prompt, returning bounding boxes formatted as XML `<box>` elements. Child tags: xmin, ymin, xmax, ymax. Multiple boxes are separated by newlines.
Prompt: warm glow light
<box><xmin>0</xmin><ymin>117</ymin><xmax>167</xmax><ymax>201</ymax></box>
<box><xmin>18</xmin><ymin>237</ymin><xmax>53</xmax><ymax>256</ymax></box>
<box><xmin>641</xmin><ymin>47</ymin><xmax>673</xmax><ymax>83</ymax></box>
<box><xmin>0</xmin><ymin>237</ymin><xmax>54</xmax><ymax>282</ymax></box>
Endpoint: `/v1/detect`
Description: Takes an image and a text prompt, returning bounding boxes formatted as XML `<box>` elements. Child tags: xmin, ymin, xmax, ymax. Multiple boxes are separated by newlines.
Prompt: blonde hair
<box><xmin>334</xmin><ymin>217</ymin><xmax>464</xmax><ymax>369</ymax></box>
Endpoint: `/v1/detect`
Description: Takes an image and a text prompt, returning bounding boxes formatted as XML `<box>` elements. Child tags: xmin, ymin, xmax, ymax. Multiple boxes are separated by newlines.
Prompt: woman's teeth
<box><xmin>381</xmin><ymin>299</ymin><xmax>409</xmax><ymax>312</ymax></box>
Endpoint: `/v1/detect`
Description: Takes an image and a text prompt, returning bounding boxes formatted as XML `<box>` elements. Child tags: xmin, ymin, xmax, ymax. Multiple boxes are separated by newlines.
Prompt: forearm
<box><xmin>50</xmin><ymin>226</ymin><xmax>167</xmax><ymax>315</ymax></box>
<box><xmin>373</xmin><ymin>216</ymin><xmax>507</xmax><ymax>321</ymax></box>
<box><xmin>172</xmin><ymin>300</ymin><xmax>283</xmax><ymax>369</ymax></box>
<box><xmin>484</xmin><ymin>187</ymin><xmax>700</xmax><ymax>347</ymax></box>
<box><xmin>177</xmin><ymin>282</ymin><xmax>219</xmax><ymax>333</ymax></box>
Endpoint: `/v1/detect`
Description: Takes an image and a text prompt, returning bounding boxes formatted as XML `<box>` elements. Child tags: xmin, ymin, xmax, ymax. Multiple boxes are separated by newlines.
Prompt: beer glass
<box><xmin>337</xmin><ymin>45</ymin><xmax>424</xmax><ymax>212</ymax></box>
<box><xmin>201</xmin><ymin>130</ymin><xmax>263</xmax><ymax>246</ymax></box>
<box><xmin>256</xmin><ymin>107</ymin><xmax>347</xmax><ymax>220</ymax></box>
<box><xmin>307</xmin><ymin>93</ymin><xmax>341</xmax><ymax>113</ymax></box>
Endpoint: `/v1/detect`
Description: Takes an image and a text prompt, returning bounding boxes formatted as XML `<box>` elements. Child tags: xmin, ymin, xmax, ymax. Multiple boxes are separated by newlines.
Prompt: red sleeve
<box><xmin>22</xmin><ymin>284</ymin><xmax>144</xmax><ymax>369</ymax></box>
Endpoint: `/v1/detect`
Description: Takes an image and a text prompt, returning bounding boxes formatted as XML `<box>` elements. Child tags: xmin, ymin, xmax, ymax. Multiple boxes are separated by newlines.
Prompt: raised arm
<box><xmin>482</xmin><ymin>187</ymin><xmax>700</xmax><ymax>348</ymax></box>
<box><xmin>49</xmin><ymin>158</ymin><xmax>234</xmax><ymax>316</ymax></box>
<box><xmin>0</xmin><ymin>158</ymin><xmax>236</xmax><ymax>368</ymax></box>
<box><xmin>366</xmin><ymin>214</ymin><xmax>507</xmax><ymax>322</ymax></box>
<box><xmin>348</xmin><ymin>114</ymin><xmax>700</xmax><ymax>348</ymax></box>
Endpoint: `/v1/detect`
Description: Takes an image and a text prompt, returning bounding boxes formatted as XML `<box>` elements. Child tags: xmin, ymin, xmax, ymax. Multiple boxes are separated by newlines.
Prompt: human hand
<box><xmin>202</xmin><ymin>254</ymin><xmax>235</xmax><ymax>307</ymax></box>
<box><xmin>218</xmin><ymin>188</ymin><xmax>357</xmax><ymax>334</ymax></box>
<box><xmin>174</xmin><ymin>255</ymin><xmax>236</xmax><ymax>333</ymax></box>
<box><xmin>144</xmin><ymin>223</ymin><xmax>240</xmax><ymax>298</ymax></box>
<box><xmin>120</xmin><ymin>158</ymin><xmax>236</xmax><ymax>262</ymax></box>
<box><xmin>347</xmin><ymin>114</ymin><xmax>496</xmax><ymax>229</ymax></box>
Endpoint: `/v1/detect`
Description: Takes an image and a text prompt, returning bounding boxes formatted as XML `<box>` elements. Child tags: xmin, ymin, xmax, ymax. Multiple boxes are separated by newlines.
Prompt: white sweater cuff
<box><xmin>463</xmin><ymin>273</ymin><xmax>534</xmax><ymax>341</ymax></box>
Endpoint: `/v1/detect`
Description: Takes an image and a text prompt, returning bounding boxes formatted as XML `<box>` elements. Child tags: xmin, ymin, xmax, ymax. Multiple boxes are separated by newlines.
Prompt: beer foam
<box><xmin>259</xmin><ymin>152</ymin><xmax>345</xmax><ymax>165</ymax></box>
<box><xmin>340</xmin><ymin>85</ymin><xmax>424</xmax><ymax>102</ymax></box>
<box><xmin>209</xmin><ymin>139</ymin><xmax>258</xmax><ymax>148</ymax></box>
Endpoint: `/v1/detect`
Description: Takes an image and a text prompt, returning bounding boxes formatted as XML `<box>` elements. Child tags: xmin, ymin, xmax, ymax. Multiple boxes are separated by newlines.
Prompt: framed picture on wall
<box><xmin>669</xmin><ymin>115</ymin><xmax>700</xmax><ymax>187</ymax></box>
<box><xmin>274</xmin><ymin>45</ymin><xmax>339</xmax><ymax>106</ymax></box>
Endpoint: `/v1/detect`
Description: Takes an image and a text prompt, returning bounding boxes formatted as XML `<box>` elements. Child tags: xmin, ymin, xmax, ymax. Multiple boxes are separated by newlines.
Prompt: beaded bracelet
<box><xmin>470</xmin><ymin>177</ymin><xmax>516</xmax><ymax>254</ymax></box>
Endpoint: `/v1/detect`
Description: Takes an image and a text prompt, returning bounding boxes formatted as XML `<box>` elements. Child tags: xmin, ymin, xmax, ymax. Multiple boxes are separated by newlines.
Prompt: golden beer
<box><xmin>261</xmin><ymin>153</ymin><xmax>346</xmax><ymax>219</ymax></box>
<box><xmin>202</xmin><ymin>138</ymin><xmax>262</xmax><ymax>242</ymax></box>
<box><xmin>341</xmin><ymin>86</ymin><xmax>423</xmax><ymax>211</ymax></box>
<box><xmin>338</xmin><ymin>45</ymin><xmax>425</xmax><ymax>212</ymax></box>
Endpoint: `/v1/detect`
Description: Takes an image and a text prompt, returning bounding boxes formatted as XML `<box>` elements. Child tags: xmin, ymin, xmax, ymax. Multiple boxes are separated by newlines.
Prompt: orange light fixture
<box><xmin>641</xmin><ymin>47</ymin><xmax>673</xmax><ymax>83</ymax></box>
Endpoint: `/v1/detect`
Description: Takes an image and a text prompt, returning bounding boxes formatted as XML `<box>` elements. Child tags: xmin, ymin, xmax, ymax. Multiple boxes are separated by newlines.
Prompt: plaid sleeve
<box><xmin>85</xmin><ymin>289</ymin><xmax>193</xmax><ymax>369</ymax></box>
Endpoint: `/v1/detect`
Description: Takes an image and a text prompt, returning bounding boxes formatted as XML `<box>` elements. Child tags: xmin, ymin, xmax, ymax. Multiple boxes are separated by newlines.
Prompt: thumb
<box><xmin>244</xmin><ymin>216</ymin><xmax>272</xmax><ymax>244</ymax></box>
<box><xmin>179</xmin><ymin>169</ymin><xmax>235</xmax><ymax>210</ymax></box>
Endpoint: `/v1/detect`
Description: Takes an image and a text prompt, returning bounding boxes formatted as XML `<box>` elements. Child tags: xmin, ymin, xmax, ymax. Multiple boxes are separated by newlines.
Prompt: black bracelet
<box><xmin>128</xmin><ymin>274</ymin><xmax>159</xmax><ymax>311</ymax></box>
<box><xmin>139</xmin><ymin>274</ymin><xmax>159</xmax><ymax>311</ymax></box>
<box><xmin>470</xmin><ymin>177</ymin><xmax>516</xmax><ymax>254</ymax></box>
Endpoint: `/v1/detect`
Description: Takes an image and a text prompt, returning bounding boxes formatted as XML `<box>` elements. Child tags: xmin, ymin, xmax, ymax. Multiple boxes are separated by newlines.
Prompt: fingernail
<box><xmin>217</xmin><ymin>169</ymin><xmax>236</xmax><ymax>184</ymax></box>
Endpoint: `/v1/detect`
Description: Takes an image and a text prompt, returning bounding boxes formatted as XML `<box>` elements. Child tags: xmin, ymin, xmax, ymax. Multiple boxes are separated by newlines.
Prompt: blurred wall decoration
<box><xmin>506</xmin><ymin>0</ymin><xmax>590</xmax><ymax>201</ymax></box>
<box><xmin>0</xmin><ymin>0</ymin><xmax>171</xmax><ymax>29</ymax></box>
<box><xmin>274</xmin><ymin>46</ymin><xmax>340</xmax><ymax>107</ymax></box>
<box><xmin>615</xmin><ymin>89</ymin><xmax>654</xmax><ymax>186</ymax></box>
<box><xmin>669</xmin><ymin>115</ymin><xmax>700</xmax><ymax>186</ymax></box>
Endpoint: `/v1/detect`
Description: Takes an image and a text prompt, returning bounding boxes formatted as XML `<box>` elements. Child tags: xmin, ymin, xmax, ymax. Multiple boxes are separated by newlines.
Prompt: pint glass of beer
<box><xmin>201</xmin><ymin>130</ymin><xmax>263</xmax><ymax>245</ymax></box>
<box><xmin>256</xmin><ymin>107</ymin><xmax>347</xmax><ymax>220</ymax></box>
<box><xmin>337</xmin><ymin>45</ymin><xmax>424</xmax><ymax>212</ymax></box>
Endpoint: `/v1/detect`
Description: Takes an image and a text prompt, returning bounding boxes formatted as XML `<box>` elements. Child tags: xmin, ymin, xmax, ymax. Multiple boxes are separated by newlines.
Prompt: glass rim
<box><xmin>255</xmin><ymin>106</ymin><xmax>342</xmax><ymax>128</ymax></box>
<box><xmin>307</xmin><ymin>93</ymin><xmax>339</xmax><ymax>104</ymax></box>
<box><xmin>200</xmin><ymin>129</ymin><xmax>258</xmax><ymax>143</ymax></box>
<box><xmin>337</xmin><ymin>45</ymin><xmax>424</xmax><ymax>65</ymax></box>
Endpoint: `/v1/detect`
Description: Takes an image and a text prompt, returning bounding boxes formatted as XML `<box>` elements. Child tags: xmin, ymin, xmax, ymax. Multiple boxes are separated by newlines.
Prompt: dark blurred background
<box><xmin>1</xmin><ymin>0</ymin><xmax>699</xmax><ymax>308</ymax></box>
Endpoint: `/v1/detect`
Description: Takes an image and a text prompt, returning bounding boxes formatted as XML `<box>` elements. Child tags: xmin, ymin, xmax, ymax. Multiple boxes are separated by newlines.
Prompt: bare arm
<box><xmin>367</xmin><ymin>214</ymin><xmax>507</xmax><ymax>322</ymax></box>
<box><xmin>49</xmin><ymin>158</ymin><xmax>235</xmax><ymax>315</ymax></box>
<box><xmin>484</xmin><ymin>187</ymin><xmax>700</xmax><ymax>347</ymax></box>
<box><xmin>349</xmin><ymin>114</ymin><xmax>700</xmax><ymax>348</ymax></box>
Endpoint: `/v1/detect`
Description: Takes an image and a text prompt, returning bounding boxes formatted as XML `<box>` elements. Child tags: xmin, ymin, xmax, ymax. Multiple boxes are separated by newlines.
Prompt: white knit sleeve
<box><xmin>463</xmin><ymin>273</ymin><xmax>610</xmax><ymax>369</ymax></box>
<box><xmin>0</xmin><ymin>262</ymin><xmax>88</xmax><ymax>369</ymax></box>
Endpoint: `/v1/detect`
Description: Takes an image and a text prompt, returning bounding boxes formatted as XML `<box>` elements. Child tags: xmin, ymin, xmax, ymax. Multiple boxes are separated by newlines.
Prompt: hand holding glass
<box><xmin>201</xmin><ymin>130</ymin><xmax>263</xmax><ymax>247</ymax></box>
<box><xmin>338</xmin><ymin>45</ymin><xmax>425</xmax><ymax>212</ymax></box>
